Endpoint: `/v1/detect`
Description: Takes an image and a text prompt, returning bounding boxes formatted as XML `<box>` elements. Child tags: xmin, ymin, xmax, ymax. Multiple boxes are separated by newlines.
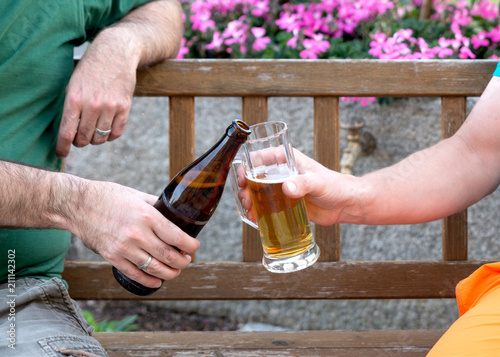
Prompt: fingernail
<box><xmin>286</xmin><ymin>181</ymin><xmax>297</xmax><ymax>193</ymax></box>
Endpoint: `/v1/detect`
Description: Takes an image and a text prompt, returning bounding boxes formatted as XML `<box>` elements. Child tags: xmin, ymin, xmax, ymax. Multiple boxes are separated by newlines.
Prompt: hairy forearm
<box><xmin>97</xmin><ymin>0</ymin><xmax>184</xmax><ymax>68</ymax></box>
<box><xmin>0</xmin><ymin>160</ymin><xmax>83</xmax><ymax>230</ymax></box>
<box><xmin>0</xmin><ymin>160</ymin><xmax>199</xmax><ymax>286</ymax></box>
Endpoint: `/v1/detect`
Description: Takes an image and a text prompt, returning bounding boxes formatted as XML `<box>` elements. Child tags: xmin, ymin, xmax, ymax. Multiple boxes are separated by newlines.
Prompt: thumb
<box><xmin>283</xmin><ymin>172</ymin><xmax>316</xmax><ymax>199</ymax></box>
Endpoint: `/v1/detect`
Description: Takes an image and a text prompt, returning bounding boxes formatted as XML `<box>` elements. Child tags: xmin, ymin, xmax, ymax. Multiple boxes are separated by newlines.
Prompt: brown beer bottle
<box><xmin>113</xmin><ymin>120</ymin><xmax>251</xmax><ymax>296</ymax></box>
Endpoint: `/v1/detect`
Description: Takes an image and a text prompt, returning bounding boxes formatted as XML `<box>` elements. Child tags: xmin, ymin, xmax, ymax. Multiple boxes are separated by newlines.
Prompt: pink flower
<box><xmin>489</xmin><ymin>26</ymin><xmax>500</xmax><ymax>43</ymax></box>
<box><xmin>438</xmin><ymin>37</ymin><xmax>451</xmax><ymax>47</ymax></box>
<box><xmin>222</xmin><ymin>17</ymin><xmax>249</xmax><ymax>46</ymax></box>
<box><xmin>176</xmin><ymin>38</ymin><xmax>189</xmax><ymax>59</ymax></box>
<box><xmin>368</xmin><ymin>32</ymin><xmax>387</xmax><ymax>57</ymax></box>
<box><xmin>179</xmin><ymin>0</ymin><xmax>499</xmax><ymax>61</ymax></box>
<box><xmin>436</xmin><ymin>38</ymin><xmax>455</xmax><ymax>58</ymax></box>
<box><xmin>191</xmin><ymin>9</ymin><xmax>215</xmax><ymax>33</ymax></box>
<box><xmin>341</xmin><ymin>97</ymin><xmax>376</xmax><ymax>106</ymax></box>
<box><xmin>287</xmin><ymin>31</ymin><xmax>299</xmax><ymax>48</ymax></box>
<box><xmin>459</xmin><ymin>46</ymin><xmax>476</xmax><ymax>59</ymax></box>
<box><xmin>251</xmin><ymin>0</ymin><xmax>270</xmax><ymax>17</ymax></box>
<box><xmin>275</xmin><ymin>12</ymin><xmax>299</xmax><ymax>32</ymax></box>
<box><xmin>300</xmin><ymin>34</ymin><xmax>330</xmax><ymax>59</ymax></box>
<box><xmin>417</xmin><ymin>37</ymin><xmax>429</xmax><ymax>53</ymax></box>
<box><xmin>452</xmin><ymin>7</ymin><xmax>473</xmax><ymax>27</ymax></box>
<box><xmin>206</xmin><ymin>31</ymin><xmax>224</xmax><ymax>50</ymax></box>
<box><xmin>361</xmin><ymin>97</ymin><xmax>376</xmax><ymax>106</ymax></box>
<box><xmin>251</xmin><ymin>27</ymin><xmax>266</xmax><ymax>38</ymax></box>
<box><xmin>471</xmin><ymin>32</ymin><xmax>490</xmax><ymax>49</ymax></box>
<box><xmin>471</xmin><ymin>0</ymin><xmax>499</xmax><ymax>21</ymax></box>
<box><xmin>394</xmin><ymin>29</ymin><xmax>414</xmax><ymax>42</ymax></box>
<box><xmin>251</xmin><ymin>27</ymin><xmax>271</xmax><ymax>51</ymax></box>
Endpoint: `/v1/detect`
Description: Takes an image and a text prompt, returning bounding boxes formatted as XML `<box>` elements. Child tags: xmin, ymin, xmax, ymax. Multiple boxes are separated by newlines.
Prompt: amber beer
<box><xmin>230</xmin><ymin>121</ymin><xmax>319</xmax><ymax>272</ymax></box>
<box><xmin>246</xmin><ymin>165</ymin><xmax>314</xmax><ymax>259</ymax></box>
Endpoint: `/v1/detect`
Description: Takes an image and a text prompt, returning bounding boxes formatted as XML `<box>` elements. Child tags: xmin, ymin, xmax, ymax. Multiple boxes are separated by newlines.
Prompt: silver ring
<box><xmin>96</xmin><ymin>128</ymin><xmax>112</xmax><ymax>136</ymax></box>
<box><xmin>137</xmin><ymin>255</ymin><xmax>152</xmax><ymax>270</ymax></box>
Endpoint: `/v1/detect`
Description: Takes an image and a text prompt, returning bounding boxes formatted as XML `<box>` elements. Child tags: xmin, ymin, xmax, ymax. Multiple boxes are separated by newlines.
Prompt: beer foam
<box><xmin>247</xmin><ymin>163</ymin><xmax>296</xmax><ymax>183</ymax></box>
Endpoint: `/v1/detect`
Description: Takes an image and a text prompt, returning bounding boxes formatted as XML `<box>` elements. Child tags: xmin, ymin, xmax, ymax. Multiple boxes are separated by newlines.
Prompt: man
<box><xmin>0</xmin><ymin>1</ymin><xmax>199</xmax><ymax>355</ymax></box>
<box><xmin>239</xmin><ymin>62</ymin><xmax>500</xmax><ymax>355</ymax></box>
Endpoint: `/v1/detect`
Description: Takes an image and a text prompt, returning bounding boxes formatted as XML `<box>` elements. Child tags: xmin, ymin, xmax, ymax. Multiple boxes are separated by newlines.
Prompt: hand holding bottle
<box><xmin>62</xmin><ymin>179</ymin><xmax>200</xmax><ymax>290</ymax></box>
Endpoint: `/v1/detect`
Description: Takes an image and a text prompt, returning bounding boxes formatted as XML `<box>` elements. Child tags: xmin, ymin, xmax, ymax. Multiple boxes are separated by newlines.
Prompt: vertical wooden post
<box><xmin>169</xmin><ymin>96</ymin><xmax>196</xmax><ymax>259</ymax></box>
<box><xmin>241</xmin><ymin>96</ymin><xmax>268</xmax><ymax>262</ymax></box>
<box><xmin>420</xmin><ymin>0</ymin><xmax>433</xmax><ymax>20</ymax></box>
<box><xmin>314</xmin><ymin>97</ymin><xmax>341</xmax><ymax>261</ymax></box>
<box><xmin>441</xmin><ymin>96</ymin><xmax>468</xmax><ymax>261</ymax></box>
<box><xmin>169</xmin><ymin>96</ymin><xmax>196</xmax><ymax>174</ymax></box>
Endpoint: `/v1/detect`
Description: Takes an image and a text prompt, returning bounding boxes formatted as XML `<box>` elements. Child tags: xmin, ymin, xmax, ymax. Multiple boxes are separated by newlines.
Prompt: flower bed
<box><xmin>177</xmin><ymin>0</ymin><xmax>499</xmax><ymax>105</ymax></box>
<box><xmin>178</xmin><ymin>0</ymin><xmax>499</xmax><ymax>61</ymax></box>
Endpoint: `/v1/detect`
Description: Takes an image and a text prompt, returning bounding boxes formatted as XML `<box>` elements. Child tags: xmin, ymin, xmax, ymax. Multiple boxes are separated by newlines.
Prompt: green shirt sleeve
<box><xmin>82</xmin><ymin>0</ymin><xmax>154</xmax><ymax>41</ymax></box>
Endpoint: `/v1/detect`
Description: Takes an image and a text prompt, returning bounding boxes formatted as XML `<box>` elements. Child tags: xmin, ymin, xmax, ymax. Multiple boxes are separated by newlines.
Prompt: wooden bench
<box><xmin>63</xmin><ymin>59</ymin><xmax>498</xmax><ymax>356</ymax></box>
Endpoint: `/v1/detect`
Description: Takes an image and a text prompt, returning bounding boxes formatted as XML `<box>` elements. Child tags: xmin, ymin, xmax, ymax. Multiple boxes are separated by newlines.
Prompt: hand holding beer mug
<box><xmin>230</xmin><ymin>121</ymin><xmax>320</xmax><ymax>273</ymax></box>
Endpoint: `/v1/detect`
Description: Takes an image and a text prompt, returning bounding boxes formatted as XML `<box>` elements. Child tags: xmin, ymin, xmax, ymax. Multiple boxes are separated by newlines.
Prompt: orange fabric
<box><xmin>455</xmin><ymin>262</ymin><xmax>500</xmax><ymax>316</ymax></box>
<box><xmin>427</xmin><ymin>263</ymin><xmax>500</xmax><ymax>356</ymax></box>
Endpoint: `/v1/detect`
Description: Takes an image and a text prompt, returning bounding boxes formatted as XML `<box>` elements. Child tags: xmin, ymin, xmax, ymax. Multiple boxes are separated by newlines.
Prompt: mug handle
<box><xmin>229</xmin><ymin>154</ymin><xmax>259</xmax><ymax>229</ymax></box>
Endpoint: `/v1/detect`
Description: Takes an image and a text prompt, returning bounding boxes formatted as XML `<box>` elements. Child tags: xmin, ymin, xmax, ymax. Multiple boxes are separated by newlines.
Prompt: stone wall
<box><xmin>65</xmin><ymin>95</ymin><xmax>500</xmax><ymax>330</ymax></box>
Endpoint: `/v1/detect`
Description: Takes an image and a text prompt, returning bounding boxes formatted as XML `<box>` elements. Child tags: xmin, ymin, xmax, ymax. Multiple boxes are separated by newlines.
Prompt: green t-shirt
<box><xmin>0</xmin><ymin>0</ymin><xmax>152</xmax><ymax>284</ymax></box>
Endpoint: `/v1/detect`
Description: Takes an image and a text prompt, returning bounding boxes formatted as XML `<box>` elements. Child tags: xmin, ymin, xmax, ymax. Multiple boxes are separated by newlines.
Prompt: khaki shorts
<box><xmin>0</xmin><ymin>277</ymin><xmax>107</xmax><ymax>356</ymax></box>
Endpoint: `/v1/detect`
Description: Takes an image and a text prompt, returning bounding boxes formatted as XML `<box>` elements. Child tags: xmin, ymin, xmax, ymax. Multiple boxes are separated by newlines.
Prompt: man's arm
<box><xmin>0</xmin><ymin>159</ymin><xmax>199</xmax><ymax>288</ymax></box>
<box><xmin>56</xmin><ymin>0</ymin><xmax>184</xmax><ymax>158</ymax></box>
<box><xmin>278</xmin><ymin>76</ymin><xmax>500</xmax><ymax>226</ymax></box>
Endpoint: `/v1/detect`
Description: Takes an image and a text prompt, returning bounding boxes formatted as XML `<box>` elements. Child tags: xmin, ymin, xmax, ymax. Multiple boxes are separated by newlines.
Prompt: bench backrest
<box><xmin>63</xmin><ymin>59</ymin><xmax>496</xmax><ymax>301</ymax></box>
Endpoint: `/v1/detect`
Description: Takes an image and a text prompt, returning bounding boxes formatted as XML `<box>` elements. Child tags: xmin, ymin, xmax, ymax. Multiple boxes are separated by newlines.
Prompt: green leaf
<box><xmin>83</xmin><ymin>310</ymin><xmax>140</xmax><ymax>332</ymax></box>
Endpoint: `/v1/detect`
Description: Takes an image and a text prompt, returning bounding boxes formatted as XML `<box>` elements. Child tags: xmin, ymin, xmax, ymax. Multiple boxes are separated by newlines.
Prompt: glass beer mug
<box><xmin>230</xmin><ymin>121</ymin><xmax>320</xmax><ymax>273</ymax></box>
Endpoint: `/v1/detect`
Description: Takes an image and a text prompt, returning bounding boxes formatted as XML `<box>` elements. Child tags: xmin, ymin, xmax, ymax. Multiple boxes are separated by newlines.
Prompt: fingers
<box><xmin>55</xmin><ymin>47</ymin><xmax>134</xmax><ymax>157</ymax></box>
<box><xmin>56</xmin><ymin>94</ymin><xmax>81</xmax><ymax>159</ymax></box>
<box><xmin>136</xmin><ymin>191</ymin><xmax>160</xmax><ymax>206</ymax></box>
<box><xmin>131</xmin><ymin>210</ymin><xmax>200</xmax><ymax>287</ymax></box>
<box><xmin>113</xmin><ymin>256</ymin><xmax>178</xmax><ymax>289</ymax></box>
<box><xmin>109</xmin><ymin>222</ymin><xmax>197</xmax><ymax>289</ymax></box>
<box><xmin>107</xmin><ymin>108</ymin><xmax>129</xmax><ymax>142</ymax></box>
<box><xmin>56</xmin><ymin>89</ymin><xmax>129</xmax><ymax>158</ymax></box>
<box><xmin>91</xmin><ymin>99</ymin><xmax>130</xmax><ymax>144</ymax></box>
<box><xmin>283</xmin><ymin>171</ymin><xmax>321</xmax><ymax>199</ymax></box>
<box><xmin>283</xmin><ymin>178</ymin><xmax>302</xmax><ymax>198</ymax></box>
<box><xmin>248</xmin><ymin>146</ymin><xmax>289</xmax><ymax>170</ymax></box>
<box><xmin>75</xmin><ymin>99</ymin><xmax>129</xmax><ymax>147</ymax></box>
<box><xmin>153</xmin><ymin>214</ymin><xmax>201</xmax><ymax>256</ymax></box>
<box><xmin>86</xmin><ymin>185</ymin><xmax>201</xmax><ymax>289</ymax></box>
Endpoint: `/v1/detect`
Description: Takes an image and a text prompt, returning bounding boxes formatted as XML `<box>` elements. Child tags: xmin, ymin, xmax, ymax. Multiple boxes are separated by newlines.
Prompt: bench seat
<box><xmin>95</xmin><ymin>329</ymin><xmax>445</xmax><ymax>357</ymax></box>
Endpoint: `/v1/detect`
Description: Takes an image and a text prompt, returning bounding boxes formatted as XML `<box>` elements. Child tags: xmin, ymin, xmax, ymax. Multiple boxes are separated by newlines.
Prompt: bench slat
<box><xmin>95</xmin><ymin>329</ymin><xmax>445</xmax><ymax>357</ymax></box>
<box><xmin>63</xmin><ymin>260</ymin><xmax>486</xmax><ymax>300</ymax></box>
<box><xmin>135</xmin><ymin>59</ymin><xmax>496</xmax><ymax>97</ymax></box>
<box><xmin>241</xmin><ymin>97</ymin><xmax>268</xmax><ymax>262</ymax></box>
<box><xmin>169</xmin><ymin>96</ymin><xmax>195</xmax><ymax>176</ymax></box>
<box><xmin>313</xmin><ymin>96</ymin><xmax>341</xmax><ymax>261</ymax></box>
<box><xmin>441</xmin><ymin>96</ymin><xmax>468</xmax><ymax>261</ymax></box>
